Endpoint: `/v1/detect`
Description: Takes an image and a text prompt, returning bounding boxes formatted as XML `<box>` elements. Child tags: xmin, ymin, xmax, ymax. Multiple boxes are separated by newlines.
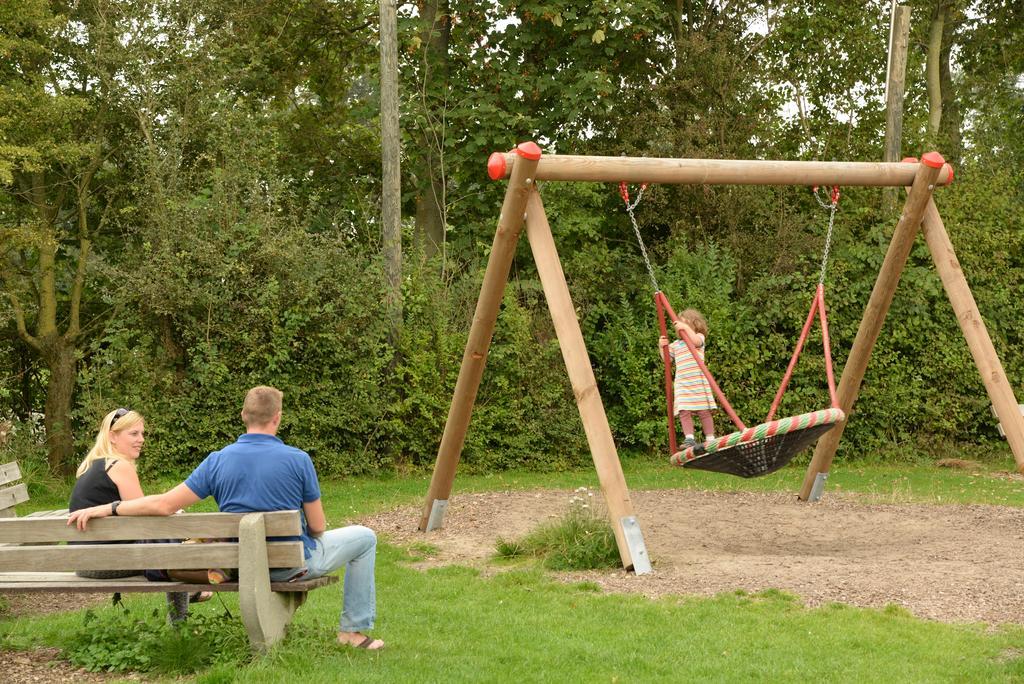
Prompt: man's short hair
<box><xmin>242</xmin><ymin>386</ymin><xmax>283</xmax><ymax>427</ymax></box>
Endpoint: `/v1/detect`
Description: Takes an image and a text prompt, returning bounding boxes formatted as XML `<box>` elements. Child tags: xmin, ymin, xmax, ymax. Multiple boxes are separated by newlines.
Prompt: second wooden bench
<box><xmin>0</xmin><ymin>510</ymin><xmax>336</xmax><ymax>651</ymax></box>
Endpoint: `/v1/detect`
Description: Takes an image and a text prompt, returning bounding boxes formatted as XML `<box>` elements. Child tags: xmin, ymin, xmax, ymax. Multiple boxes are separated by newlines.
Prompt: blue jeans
<box><xmin>271</xmin><ymin>525</ymin><xmax>377</xmax><ymax>632</ymax></box>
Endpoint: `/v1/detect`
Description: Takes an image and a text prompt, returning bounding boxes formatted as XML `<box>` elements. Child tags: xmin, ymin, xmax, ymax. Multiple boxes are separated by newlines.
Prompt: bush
<box><xmin>67</xmin><ymin>605</ymin><xmax>249</xmax><ymax>675</ymax></box>
<box><xmin>495</xmin><ymin>488</ymin><xmax>620</xmax><ymax>571</ymax></box>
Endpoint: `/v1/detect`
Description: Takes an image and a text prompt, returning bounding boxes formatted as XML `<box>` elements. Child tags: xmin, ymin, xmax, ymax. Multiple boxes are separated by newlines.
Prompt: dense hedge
<box><xmin>5</xmin><ymin>162</ymin><xmax>1021</xmax><ymax>480</ymax></box>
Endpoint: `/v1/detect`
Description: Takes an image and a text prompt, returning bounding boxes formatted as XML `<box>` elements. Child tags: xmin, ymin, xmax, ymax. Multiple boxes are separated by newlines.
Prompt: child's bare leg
<box><xmin>697</xmin><ymin>410</ymin><xmax>715</xmax><ymax>439</ymax></box>
<box><xmin>678</xmin><ymin>411</ymin><xmax>695</xmax><ymax>437</ymax></box>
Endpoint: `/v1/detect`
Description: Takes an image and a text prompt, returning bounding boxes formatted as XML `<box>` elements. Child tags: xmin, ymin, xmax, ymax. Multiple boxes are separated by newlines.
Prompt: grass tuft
<box><xmin>495</xmin><ymin>488</ymin><xmax>620</xmax><ymax>571</ymax></box>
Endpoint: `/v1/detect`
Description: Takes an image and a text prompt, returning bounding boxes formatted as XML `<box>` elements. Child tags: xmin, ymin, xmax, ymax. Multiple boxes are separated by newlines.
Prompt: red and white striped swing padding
<box><xmin>670</xmin><ymin>407</ymin><xmax>845</xmax><ymax>466</ymax></box>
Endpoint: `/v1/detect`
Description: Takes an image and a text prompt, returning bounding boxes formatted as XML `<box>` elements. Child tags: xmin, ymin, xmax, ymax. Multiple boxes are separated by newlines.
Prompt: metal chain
<box><xmin>815</xmin><ymin>186</ymin><xmax>839</xmax><ymax>285</ymax></box>
<box><xmin>622</xmin><ymin>185</ymin><xmax>661</xmax><ymax>293</ymax></box>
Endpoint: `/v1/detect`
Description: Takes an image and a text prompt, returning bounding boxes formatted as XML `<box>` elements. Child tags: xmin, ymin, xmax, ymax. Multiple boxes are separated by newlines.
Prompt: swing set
<box><xmin>419</xmin><ymin>143</ymin><xmax>1024</xmax><ymax>574</ymax></box>
<box><xmin>620</xmin><ymin>182</ymin><xmax>843</xmax><ymax>478</ymax></box>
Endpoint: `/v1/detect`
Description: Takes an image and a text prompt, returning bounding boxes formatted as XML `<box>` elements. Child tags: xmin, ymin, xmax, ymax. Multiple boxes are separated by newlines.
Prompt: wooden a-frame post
<box><xmin>418</xmin><ymin>143</ymin><xmax>541</xmax><ymax>534</ymax></box>
<box><xmin>419</xmin><ymin>142</ymin><xmax>649</xmax><ymax>573</ymax></box>
<box><xmin>523</xmin><ymin>189</ymin><xmax>649</xmax><ymax>572</ymax></box>
<box><xmin>800</xmin><ymin>157</ymin><xmax>1024</xmax><ymax>499</ymax></box>
<box><xmin>799</xmin><ymin>154</ymin><xmax>947</xmax><ymax>500</ymax></box>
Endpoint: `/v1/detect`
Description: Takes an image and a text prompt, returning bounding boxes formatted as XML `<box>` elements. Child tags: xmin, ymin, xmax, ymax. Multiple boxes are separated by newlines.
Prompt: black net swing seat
<box><xmin>670</xmin><ymin>408</ymin><xmax>845</xmax><ymax>478</ymax></box>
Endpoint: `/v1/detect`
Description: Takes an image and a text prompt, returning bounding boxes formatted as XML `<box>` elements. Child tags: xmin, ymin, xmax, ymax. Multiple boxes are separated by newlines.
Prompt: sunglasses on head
<box><xmin>110</xmin><ymin>407</ymin><xmax>130</xmax><ymax>428</ymax></box>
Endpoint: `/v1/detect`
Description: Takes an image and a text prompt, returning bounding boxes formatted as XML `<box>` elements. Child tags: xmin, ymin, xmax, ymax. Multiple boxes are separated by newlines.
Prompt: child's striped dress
<box><xmin>669</xmin><ymin>335</ymin><xmax>716</xmax><ymax>413</ymax></box>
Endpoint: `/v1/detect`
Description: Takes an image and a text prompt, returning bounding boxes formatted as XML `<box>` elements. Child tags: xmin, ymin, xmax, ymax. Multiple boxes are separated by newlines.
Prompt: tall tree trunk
<box><xmin>40</xmin><ymin>337</ymin><xmax>77</xmax><ymax>474</ymax></box>
<box><xmin>925</xmin><ymin>1</ymin><xmax>950</xmax><ymax>138</ymax></box>
<box><xmin>415</xmin><ymin>0</ymin><xmax>450</xmax><ymax>259</ymax></box>
<box><xmin>380</xmin><ymin>0</ymin><xmax>403</xmax><ymax>355</ymax></box>
<box><xmin>670</xmin><ymin>0</ymin><xmax>683</xmax><ymax>46</ymax></box>
<box><xmin>938</xmin><ymin>3</ymin><xmax>963</xmax><ymax>163</ymax></box>
<box><xmin>6</xmin><ymin>172</ymin><xmax>93</xmax><ymax>475</ymax></box>
<box><xmin>883</xmin><ymin>5</ymin><xmax>912</xmax><ymax>217</ymax></box>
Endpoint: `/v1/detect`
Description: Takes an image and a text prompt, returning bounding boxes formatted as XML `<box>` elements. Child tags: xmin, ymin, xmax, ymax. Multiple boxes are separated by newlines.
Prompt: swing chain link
<box><xmin>621</xmin><ymin>183</ymin><xmax>661</xmax><ymax>293</ymax></box>
<box><xmin>815</xmin><ymin>186</ymin><xmax>840</xmax><ymax>286</ymax></box>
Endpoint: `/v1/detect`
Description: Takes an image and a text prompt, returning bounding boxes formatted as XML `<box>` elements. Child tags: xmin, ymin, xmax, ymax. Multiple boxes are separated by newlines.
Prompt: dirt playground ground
<box><xmin>365</xmin><ymin>487</ymin><xmax>1024</xmax><ymax>625</ymax></box>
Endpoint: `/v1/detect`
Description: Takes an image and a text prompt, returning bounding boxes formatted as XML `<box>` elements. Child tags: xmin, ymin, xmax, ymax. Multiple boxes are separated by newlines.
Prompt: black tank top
<box><xmin>69</xmin><ymin>459</ymin><xmax>122</xmax><ymax>511</ymax></box>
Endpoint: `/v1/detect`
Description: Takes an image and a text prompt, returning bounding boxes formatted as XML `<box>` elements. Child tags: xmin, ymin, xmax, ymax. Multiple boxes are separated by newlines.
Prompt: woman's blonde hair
<box><xmin>75</xmin><ymin>408</ymin><xmax>145</xmax><ymax>477</ymax></box>
<box><xmin>681</xmin><ymin>308</ymin><xmax>709</xmax><ymax>336</ymax></box>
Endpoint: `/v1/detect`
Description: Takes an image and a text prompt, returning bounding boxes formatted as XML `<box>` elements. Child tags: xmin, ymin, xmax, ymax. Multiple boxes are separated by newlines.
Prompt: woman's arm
<box><xmin>107</xmin><ymin>459</ymin><xmax>145</xmax><ymax>500</ymax></box>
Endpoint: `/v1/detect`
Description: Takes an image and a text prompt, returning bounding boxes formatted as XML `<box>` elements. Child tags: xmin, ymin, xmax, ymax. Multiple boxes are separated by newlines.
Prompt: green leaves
<box><xmin>68</xmin><ymin>605</ymin><xmax>249</xmax><ymax>674</ymax></box>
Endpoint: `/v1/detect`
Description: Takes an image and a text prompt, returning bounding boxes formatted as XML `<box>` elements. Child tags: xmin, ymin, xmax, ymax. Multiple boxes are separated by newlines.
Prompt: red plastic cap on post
<box><xmin>921</xmin><ymin>151</ymin><xmax>945</xmax><ymax>169</ymax></box>
<box><xmin>901</xmin><ymin>156</ymin><xmax>919</xmax><ymax>163</ymax></box>
<box><xmin>487</xmin><ymin>152</ymin><xmax>507</xmax><ymax>181</ymax></box>
<box><xmin>515</xmin><ymin>141</ymin><xmax>542</xmax><ymax>161</ymax></box>
<box><xmin>945</xmin><ymin>165</ymin><xmax>955</xmax><ymax>185</ymax></box>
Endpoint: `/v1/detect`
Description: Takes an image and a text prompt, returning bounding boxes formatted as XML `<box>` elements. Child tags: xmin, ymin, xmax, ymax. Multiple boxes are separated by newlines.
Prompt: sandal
<box><xmin>338</xmin><ymin>633</ymin><xmax>384</xmax><ymax>650</ymax></box>
<box><xmin>188</xmin><ymin>591</ymin><xmax>214</xmax><ymax>603</ymax></box>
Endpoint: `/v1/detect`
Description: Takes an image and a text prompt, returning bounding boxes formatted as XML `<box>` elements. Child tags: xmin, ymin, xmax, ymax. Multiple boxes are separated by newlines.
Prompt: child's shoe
<box><xmin>683</xmin><ymin>437</ymin><xmax>697</xmax><ymax>449</ymax></box>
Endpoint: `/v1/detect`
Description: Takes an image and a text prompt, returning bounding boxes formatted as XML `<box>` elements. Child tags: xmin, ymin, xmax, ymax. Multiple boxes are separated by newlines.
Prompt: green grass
<box><xmin>4</xmin><ymin>458</ymin><xmax>1024</xmax><ymax>681</ymax></box>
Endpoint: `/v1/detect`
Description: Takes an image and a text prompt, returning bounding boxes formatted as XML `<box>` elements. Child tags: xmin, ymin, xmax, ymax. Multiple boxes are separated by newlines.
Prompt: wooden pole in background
<box><xmin>918</xmin><ymin>198</ymin><xmax>1024</xmax><ymax>472</ymax></box>
<box><xmin>883</xmin><ymin>5</ymin><xmax>912</xmax><ymax>215</ymax></box>
<box><xmin>379</xmin><ymin>0</ymin><xmax>403</xmax><ymax>348</ymax></box>
<box><xmin>524</xmin><ymin>189</ymin><xmax>643</xmax><ymax>570</ymax></box>
<box><xmin>419</xmin><ymin>144</ymin><xmax>542</xmax><ymax>531</ymax></box>
<box><xmin>799</xmin><ymin>154</ymin><xmax>947</xmax><ymax>501</ymax></box>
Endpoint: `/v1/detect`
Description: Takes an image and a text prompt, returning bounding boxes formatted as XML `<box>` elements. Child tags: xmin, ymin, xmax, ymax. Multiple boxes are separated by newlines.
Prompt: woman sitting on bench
<box><xmin>69</xmin><ymin>408</ymin><xmax>212</xmax><ymax>612</ymax></box>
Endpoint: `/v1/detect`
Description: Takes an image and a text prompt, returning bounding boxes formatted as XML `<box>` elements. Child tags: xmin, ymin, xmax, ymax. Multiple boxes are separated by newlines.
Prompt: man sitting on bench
<box><xmin>68</xmin><ymin>386</ymin><xmax>384</xmax><ymax>650</ymax></box>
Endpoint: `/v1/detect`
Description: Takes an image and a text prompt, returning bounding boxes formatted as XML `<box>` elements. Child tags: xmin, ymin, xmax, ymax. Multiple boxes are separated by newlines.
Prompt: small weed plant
<box><xmin>496</xmin><ymin>487</ymin><xmax>620</xmax><ymax>570</ymax></box>
<box><xmin>67</xmin><ymin>604</ymin><xmax>249</xmax><ymax>675</ymax></box>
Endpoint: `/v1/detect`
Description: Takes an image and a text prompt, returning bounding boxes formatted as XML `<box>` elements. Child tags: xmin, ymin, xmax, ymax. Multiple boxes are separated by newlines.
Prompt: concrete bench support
<box><xmin>239</xmin><ymin>512</ymin><xmax>307</xmax><ymax>652</ymax></box>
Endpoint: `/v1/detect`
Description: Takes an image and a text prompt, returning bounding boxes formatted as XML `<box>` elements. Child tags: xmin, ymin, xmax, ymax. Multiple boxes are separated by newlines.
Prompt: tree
<box><xmin>0</xmin><ymin>0</ymin><xmax>139</xmax><ymax>473</ymax></box>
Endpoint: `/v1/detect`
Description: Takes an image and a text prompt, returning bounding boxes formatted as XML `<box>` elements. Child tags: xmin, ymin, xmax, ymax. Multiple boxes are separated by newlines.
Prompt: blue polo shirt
<box><xmin>185</xmin><ymin>433</ymin><xmax>321</xmax><ymax>558</ymax></box>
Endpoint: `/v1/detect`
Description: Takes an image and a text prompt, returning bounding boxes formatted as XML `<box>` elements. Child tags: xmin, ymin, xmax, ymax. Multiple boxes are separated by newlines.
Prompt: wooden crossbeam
<box><xmin>487</xmin><ymin>153</ymin><xmax>955</xmax><ymax>187</ymax></box>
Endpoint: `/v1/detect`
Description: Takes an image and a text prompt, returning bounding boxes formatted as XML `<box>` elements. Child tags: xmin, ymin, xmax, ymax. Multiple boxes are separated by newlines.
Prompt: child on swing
<box><xmin>659</xmin><ymin>308</ymin><xmax>716</xmax><ymax>449</ymax></box>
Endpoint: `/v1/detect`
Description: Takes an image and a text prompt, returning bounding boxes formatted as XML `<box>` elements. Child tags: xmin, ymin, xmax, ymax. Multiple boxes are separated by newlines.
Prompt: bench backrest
<box><xmin>0</xmin><ymin>461</ymin><xmax>29</xmax><ymax>518</ymax></box>
<box><xmin>0</xmin><ymin>510</ymin><xmax>305</xmax><ymax>573</ymax></box>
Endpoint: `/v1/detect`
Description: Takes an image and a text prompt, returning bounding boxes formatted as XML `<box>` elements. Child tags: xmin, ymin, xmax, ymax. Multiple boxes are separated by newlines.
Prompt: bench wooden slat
<box><xmin>0</xmin><ymin>510</ymin><xmax>302</xmax><ymax>543</ymax></box>
<box><xmin>23</xmin><ymin>509</ymin><xmax>70</xmax><ymax>518</ymax></box>
<box><xmin>0</xmin><ymin>483</ymin><xmax>29</xmax><ymax>512</ymax></box>
<box><xmin>0</xmin><ymin>461</ymin><xmax>21</xmax><ymax>487</ymax></box>
<box><xmin>0</xmin><ymin>572</ymin><xmax>337</xmax><ymax>594</ymax></box>
<box><xmin>0</xmin><ymin>541</ymin><xmax>304</xmax><ymax>572</ymax></box>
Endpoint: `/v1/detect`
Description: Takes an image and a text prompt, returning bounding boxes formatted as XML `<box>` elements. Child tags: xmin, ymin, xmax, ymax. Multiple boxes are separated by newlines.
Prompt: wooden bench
<box><xmin>0</xmin><ymin>460</ymin><xmax>30</xmax><ymax>519</ymax></box>
<box><xmin>0</xmin><ymin>510</ymin><xmax>336</xmax><ymax>651</ymax></box>
<box><xmin>0</xmin><ymin>460</ymin><xmax>69</xmax><ymax>530</ymax></box>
